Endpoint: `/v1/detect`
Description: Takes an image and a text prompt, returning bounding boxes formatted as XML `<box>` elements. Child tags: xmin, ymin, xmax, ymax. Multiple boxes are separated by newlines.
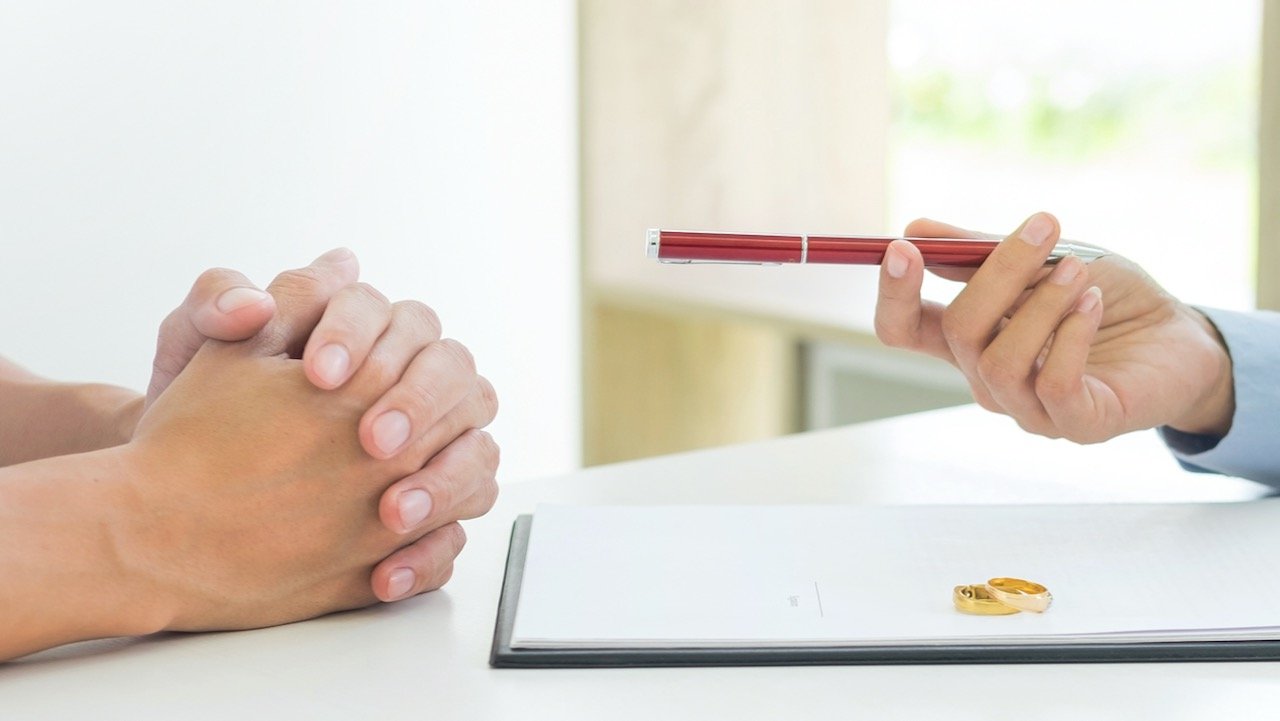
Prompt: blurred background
<box><xmin>1</xmin><ymin>1</ymin><xmax>1275</xmax><ymax>482</ymax></box>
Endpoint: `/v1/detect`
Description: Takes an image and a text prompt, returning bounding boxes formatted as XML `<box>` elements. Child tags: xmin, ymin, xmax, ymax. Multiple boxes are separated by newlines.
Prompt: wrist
<box><xmin>1167</xmin><ymin>308</ymin><xmax>1235</xmax><ymax>437</ymax></box>
<box><xmin>96</xmin><ymin>443</ymin><xmax>179</xmax><ymax>635</ymax></box>
<box><xmin>0</xmin><ymin>381</ymin><xmax>143</xmax><ymax>466</ymax></box>
<box><xmin>0</xmin><ymin>446</ymin><xmax>171</xmax><ymax>660</ymax></box>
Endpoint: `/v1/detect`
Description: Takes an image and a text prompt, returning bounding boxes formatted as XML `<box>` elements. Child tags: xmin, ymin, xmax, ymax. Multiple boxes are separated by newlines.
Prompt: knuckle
<box><xmin>358</xmin><ymin>344</ymin><xmax>401</xmax><ymax>391</ymax></box>
<box><xmin>151</xmin><ymin>349</ymin><xmax>183</xmax><ymax>379</ymax></box>
<box><xmin>976</xmin><ymin>353</ymin><xmax>1020</xmax><ymax>388</ymax></box>
<box><xmin>347</xmin><ymin>282</ymin><xmax>391</xmax><ymax>311</ymax></box>
<box><xmin>448</xmin><ymin>432</ymin><xmax>500</xmax><ymax>518</ymax></box>
<box><xmin>475</xmin><ymin>477</ymin><xmax>500</xmax><ymax>516</ymax></box>
<box><xmin>427</xmin><ymin>562</ymin><xmax>456</xmax><ymax>591</ymax></box>
<box><xmin>939</xmin><ymin>313</ymin><xmax>972</xmax><ymax>351</ymax></box>
<box><xmin>971</xmin><ymin>389</ymin><xmax>1003</xmax><ymax>415</ymax></box>
<box><xmin>475</xmin><ymin>375</ymin><xmax>499</xmax><ymax>421</ymax></box>
<box><xmin>437</xmin><ymin>338</ymin><xmax>477</xmax><ymax>376</ymax></box>
<box><xmin>422</xmin><ymin>526</ymin><xmax>468</xmax><ymax>585</ymax></box>
<box><xmin>317</xmin><ymin>284</ymin><xmax>392</xmax><ymax>340</ymax></box>
<box><xmin>152</xmin><ymin>311</ymin><xmax>191</xmax><ymax>373</ymax></box>
<box><xmin>1034</xmin><ymin>372</ymin><xmax>1072</xmax><ymax>404</ymax></box>
<box><xmin>427</xmin><ymin>466</ymin><xmax>458</xmax><ymax>512</ymax></box>
<box><xmin>400</xmin><ymin>373</ymin><xmax>446</xmax><ymax>421</ymax></box>
<box><xmin>273</xmin><ymin>266</ymin><xmax>325</xmax><ymax>294</ymax></box>
<box><xmin>873</xmin><ymin>318</ymin><xmax>911</xmax><ymax>349</ymax></box>
<box><xmin>150</xmin><ymin>352</ymin><xmax>182</xmax><ymax>381</ymax></box>
<box><xmin>393</xmin><ymin>300</ymin><xmax>442</xmax><ymax>339</ymax></box>
<box><xmin>446</xmin><ymin>523</ymin><xmax>468</xmax><ymax>556</ymax></box>
<box><xmin>474</xmin><ymin>430</ymin><xmax>501</xmax><ymax>472</ymax></box>
<box><xmin>194</xmin><ymin>267</ymin><xmax>236</xmax><ymax>294</ymax></box>
<box><xmin>156</xmin><ymin>306</ymin><xmax>188</xmax><ymax>340</ymax></box>
<box><xmin>457</xmin><ymin>430</ymin><xmax>498</xmax><ymax>474</ymax></box>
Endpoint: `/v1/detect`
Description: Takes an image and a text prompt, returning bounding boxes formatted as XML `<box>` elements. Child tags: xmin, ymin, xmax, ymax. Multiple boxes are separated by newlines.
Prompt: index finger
<box><xmin>249</xmin><ymin>248</ymin><xmax>361</xmax><ymax>358</ymax></box>
<box><xmin>941</xmin><ymin>212</ymin><xmax>1061</xmax><ymax>371</ymax></box>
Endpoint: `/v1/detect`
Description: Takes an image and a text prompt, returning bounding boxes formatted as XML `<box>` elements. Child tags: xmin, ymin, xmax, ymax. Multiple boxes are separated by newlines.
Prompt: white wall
<box><xmin>0</xmin><ymin>1</ymin><xmax>579</xmax><ymax>481</ymax></box>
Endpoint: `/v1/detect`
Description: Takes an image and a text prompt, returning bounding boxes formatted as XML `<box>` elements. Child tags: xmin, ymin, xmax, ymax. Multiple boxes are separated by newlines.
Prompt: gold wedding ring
<box><xmin>953</xmin><ymin>584</ymin><xmax>1021</xmax><ymax>615</ymax></box>
<box><xmin>984</xmin><ymin>577</ymin><xmax>1053</xmax><ymax>613</ymax></box>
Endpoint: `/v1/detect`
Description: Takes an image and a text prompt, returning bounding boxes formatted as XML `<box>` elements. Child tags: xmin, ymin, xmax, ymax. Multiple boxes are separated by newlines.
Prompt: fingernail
<box><xmin>1049</xmin><ymin>257</ymin><xmax>1081</xmax><ymax>285</ymax></box>
<box><xmin>1019</xmin><ymin>213</ymin><xmax>1054</xmax><ymax>246</ymax></box>
<box><xmin>885</xmin><ymin>242</ymin><xmax>909</xmax><ymax>279</ymax></box>
<box><xmin>313</xmin><ymin>344</ymin><xmax>350</xmax><ymax>386</ymax></box>
<box><xmin>386</xmin><ymin>568</ymin><xmax>415</xmax><ymax>600</ymax></box>
<box><xmin>1077</xmin><ymin>286</ymin><xmax>1102</xmax><ymax>313</ymax></box>
<box><xmin>397</xmin><ymin>489</ymin><xmax>433</xmax><ymax>530</ymax></box>
<box><xmin>372</xmin><ymin>410</ymin><xmax>412</xmax><ymax>456</ymax></box>
<box><xmin>316</xmin><ymin>247</ymin><xmax>354</xmax><ymax>264</ymax></box>
<box><xmin>215</xmin><ymin>287</ymin><xmax>270</xmax><ymax>313</ymax></box>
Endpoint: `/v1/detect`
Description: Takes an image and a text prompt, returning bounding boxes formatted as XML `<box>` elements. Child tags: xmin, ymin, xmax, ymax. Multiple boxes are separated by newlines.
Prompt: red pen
<box><xmin>645</xmin><ymin>229</ymin><xmax>1105</xmax><ymax>268</ymax></box>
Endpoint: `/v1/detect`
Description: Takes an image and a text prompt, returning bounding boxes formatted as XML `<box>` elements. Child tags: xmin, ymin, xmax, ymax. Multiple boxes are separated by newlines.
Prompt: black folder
<box><xmin>491</xmin><ymin>515</ymin><xmax>1280</xmax><ymax>668</ymax></box>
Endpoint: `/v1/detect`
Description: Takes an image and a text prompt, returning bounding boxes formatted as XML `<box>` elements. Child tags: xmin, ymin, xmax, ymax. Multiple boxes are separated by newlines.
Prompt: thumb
<box><xmin>146</xmin><ymin>268</ymin><xmax>276</xmax><ymax>406</ymax></box>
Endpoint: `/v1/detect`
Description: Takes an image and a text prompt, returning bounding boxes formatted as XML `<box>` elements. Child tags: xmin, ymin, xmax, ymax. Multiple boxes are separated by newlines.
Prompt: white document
<box><xmin>510</xmin><ymin>502</ymin><xmax>1280</xmax><ymax>649</ymax></box>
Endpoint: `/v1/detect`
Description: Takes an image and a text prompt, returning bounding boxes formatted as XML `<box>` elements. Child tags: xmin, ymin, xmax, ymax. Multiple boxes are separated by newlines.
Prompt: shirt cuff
<box><xmin>1159</xmin><ymin>307</ymin><xmax>1280</xmax><ymax>488</ymax></box>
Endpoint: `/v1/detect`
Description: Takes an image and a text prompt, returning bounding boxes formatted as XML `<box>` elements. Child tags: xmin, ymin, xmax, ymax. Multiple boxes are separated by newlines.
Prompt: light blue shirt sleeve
<box><xmin>1158</xmin><ymin>307</ymin><xmax>1280</xmax><ymax>488</ymax></box>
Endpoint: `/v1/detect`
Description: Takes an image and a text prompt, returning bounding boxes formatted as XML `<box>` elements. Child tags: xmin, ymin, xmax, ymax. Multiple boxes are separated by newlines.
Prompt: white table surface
<box><xmin>4</xmin><ymin>406</ymin><xmax>1279</xmax><ymax>720</ymax></box>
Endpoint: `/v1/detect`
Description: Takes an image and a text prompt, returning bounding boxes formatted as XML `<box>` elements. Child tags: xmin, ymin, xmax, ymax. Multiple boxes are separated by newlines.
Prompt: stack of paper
<box><xmin>509</xmin><ymin>503</ymin><xmax>1280</xmax><ymax>650</ymax></box>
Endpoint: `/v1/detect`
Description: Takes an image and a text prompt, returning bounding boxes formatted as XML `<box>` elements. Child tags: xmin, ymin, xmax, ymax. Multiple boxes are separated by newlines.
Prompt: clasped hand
<box><xmin>125</xmin><ymin>248</ymin><xmax>499</xmax><ymax>630</ymax></box>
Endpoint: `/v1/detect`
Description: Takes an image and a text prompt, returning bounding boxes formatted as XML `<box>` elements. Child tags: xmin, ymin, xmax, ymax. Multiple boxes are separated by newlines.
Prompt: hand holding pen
<box><xmin>874</xmin><ymin>212</ymin><xmax>1235</xmax><ymax>443</ymax></box>
<box><xmin>651</xmin><ymin>211</ymin><xmax>1235</xmax><ymax>444</ymax></box>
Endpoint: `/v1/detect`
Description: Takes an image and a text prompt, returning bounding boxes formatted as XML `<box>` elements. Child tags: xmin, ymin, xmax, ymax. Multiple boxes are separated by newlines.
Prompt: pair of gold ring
<box><xmin>953</xmin><ymin>578</ymin><xmax>1052</xmax><ymax>615</ymax></box>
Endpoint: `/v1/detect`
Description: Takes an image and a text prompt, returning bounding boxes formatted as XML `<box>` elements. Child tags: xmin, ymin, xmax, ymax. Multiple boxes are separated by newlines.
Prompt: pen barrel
<box><xmin>651</xmin><ymin>230</ymin><xmax>1096</xmax><ymax>267</ymax></box>
<box><xmin>807</xmin><ymin>237</ymin><xmax>998</xmax><ymax>267</ymax></box>
<box><xmin>656</xmin><ymin>231</ymin><xmax>804</xmax><ymax>263</ymax></box>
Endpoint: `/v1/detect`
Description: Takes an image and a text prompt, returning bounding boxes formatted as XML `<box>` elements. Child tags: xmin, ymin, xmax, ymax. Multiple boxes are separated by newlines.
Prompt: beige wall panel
<box><xmin>580</xmin><ymin>0</ymin><xmax>890</xmax><ymax>331</ymax></box>
<box><xmin>580</xmin><ymin>0</ymin><xmax>890</xmax><ymax>463</ymax></box>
